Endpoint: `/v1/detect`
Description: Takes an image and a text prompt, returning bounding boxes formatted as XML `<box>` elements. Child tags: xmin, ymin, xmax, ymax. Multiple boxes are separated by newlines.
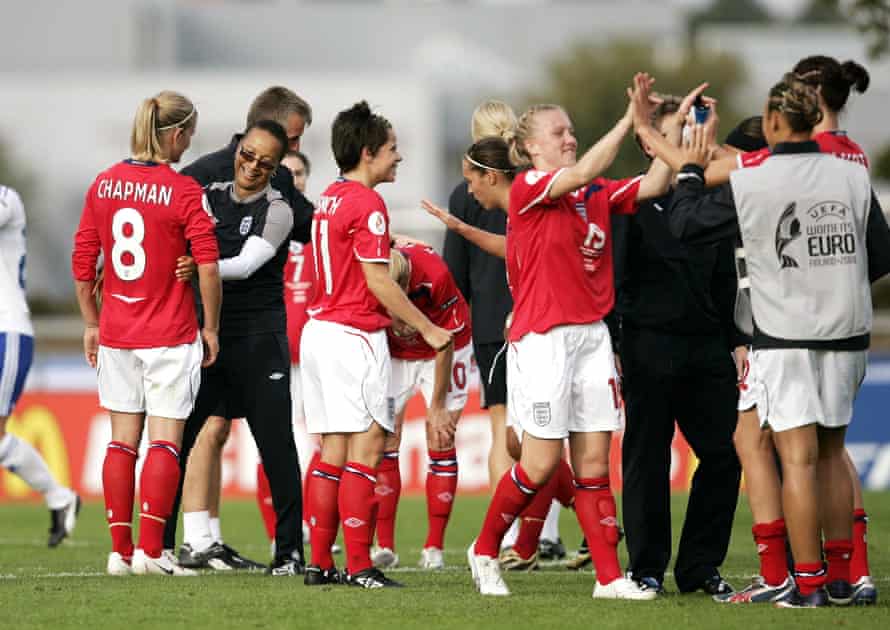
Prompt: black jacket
<box><xmin>182</xmin><ymin>134</ymin><xmax>313</xmax><ymax>244</ymax></box>
<box><xmin>612</xmin><ymin>191</ymin><xmax>741</xmax><ymax>352</ymax></box>
<box><xmin>442</xmin><ymin>182</ymin><xmax>512</xmax><ymax>345</ymax></box>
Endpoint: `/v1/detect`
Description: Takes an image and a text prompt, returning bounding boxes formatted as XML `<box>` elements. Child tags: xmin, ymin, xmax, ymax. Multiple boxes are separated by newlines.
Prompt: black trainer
<box><xmin>775</xmin><ymin>586</ymin><xmax>829</xmax><ymax>608</ymax></box>
<box><xmin>538</xmin><ymin>538</ymin><xmax>567</xmax><ymax>561</ymax></box>
<box><xmin>178</xmin><ymin>543</ymin><xmax>211</xmax><ymax>569</ymax></box>
<box><xmin>701</xmin><ymin>574</ymin><xmax>735</xmax><ymax>597</ymax></box>
<box><xmin>304</xmin><ymin>564</ymin><xmax>342</xmax><ymax>586</ymax></box>
<box><xmin>220</xmin><ymin>543</ymin><xmax>267</xmax><ymax>571</ymax></box>
<box><xmin>826</xmin><ymin>580</ymin><xmax>853</xmax><ymax>606</ymax></box>
<box><xmin>267</xmin><ymin>553</ymin><xmax>305</xmax><ymax>576</ymax></box>
<box><xmin>634</xmin><ymin>575</ymin><xmax>666</xmax><ymax>595</ymax></box>
<box><xmin>345</xmin><ymin>567</ymin><xmax>403</xmax><ymax>588</ymax></box>
<box><xmin>48</xmin><ymin>495</ymin><xmax>81</xmax><ymax>548</ymax></box>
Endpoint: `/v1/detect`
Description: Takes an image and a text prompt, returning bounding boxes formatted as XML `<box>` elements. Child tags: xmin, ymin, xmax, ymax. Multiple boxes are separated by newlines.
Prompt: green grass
<box><xmin>1</xmin><ymin>493</ymin><xmax>888</xmax><ymax>629</ymax></box>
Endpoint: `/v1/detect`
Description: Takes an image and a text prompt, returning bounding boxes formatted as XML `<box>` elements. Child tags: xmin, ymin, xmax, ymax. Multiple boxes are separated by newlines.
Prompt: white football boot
<box><xmin>106</xmin><ymin>552</ymin><xmax>132</xmax><ymax>576</ymax></box>
<box><xmin>593</xmin><ymin>576</ymin><xmax>658</xmax><ymax>600</ymax></box>
<box><xmin>131</xmin><ymin>548</ymin><xmax>197</xmax><ymax>576</ymax></box>
<box><xmin>467</xmin><ymin>542</ymin><xmax>510</xmax><ymax>596</ymax></box>
<box><xmin>419</xmin><ymin>547</ymin><xmax>445</xmax><ymax>569</ymax></box>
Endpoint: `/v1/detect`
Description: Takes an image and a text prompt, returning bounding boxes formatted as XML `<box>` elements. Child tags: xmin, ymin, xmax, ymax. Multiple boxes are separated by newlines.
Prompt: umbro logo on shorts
<box><xmin>344</xmin><ymin>517</ymin><xmax>366</xmax><ymax>528</ymax></box>
<box><xmin>268</xmin><ymin>372</ymin><xmax>284</xmax><ymax>380</ymax></box>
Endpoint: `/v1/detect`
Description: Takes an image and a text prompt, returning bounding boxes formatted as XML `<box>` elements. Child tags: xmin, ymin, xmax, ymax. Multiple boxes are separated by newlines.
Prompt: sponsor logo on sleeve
<box><xmin>368</xmin><ymin>210</ymin><xmax>387</xmax><ymax>236</ymax></box>
<box><xmin>524</xmin><ymin>170</ymin><xmax>547</xmax><ymax>185</ymax></box>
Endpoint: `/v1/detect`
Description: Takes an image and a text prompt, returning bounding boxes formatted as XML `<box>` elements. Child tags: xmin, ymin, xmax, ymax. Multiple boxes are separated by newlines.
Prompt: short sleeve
<box><xmin>352</xmin><ymin>191</ymin><xmax>390</xmax><ymax>263</ymax></box>
<box><xmin>511</xmin><ymin>169</ymin><xmax>566</xmax><ymax>215</ymax></box>
<box><xmin>0</xmin><ymin>186</ymin><xmax>23</xmax><ymax>227</ymax></box>
<box><xmin>181</xmin><ymin>182</ymin><xmax>219</xmax><ymax>265</ymax></box>
<box><xmin>603</xmin><ymin>176</ymin><xmax>642</xmax><ymax>215</ymax></box>
<box><xmin>737</xmin><ymin>148</ymin><xmax>771</xmax><ymax>169</ymax></box>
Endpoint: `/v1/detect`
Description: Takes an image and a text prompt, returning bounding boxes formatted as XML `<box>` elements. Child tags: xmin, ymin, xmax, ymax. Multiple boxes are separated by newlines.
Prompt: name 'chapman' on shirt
<box><xmin>95</xmin><ymin>178</ymin><xmax>173</xmax><ymax>206</ymax></box>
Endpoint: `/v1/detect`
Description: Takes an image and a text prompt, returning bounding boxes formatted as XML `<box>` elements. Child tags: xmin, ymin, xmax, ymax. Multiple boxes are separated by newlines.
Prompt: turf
<box><xmin>1</xmin><ymin>493</ymin><xmax>887</xmax><ymax>629</ymax></box>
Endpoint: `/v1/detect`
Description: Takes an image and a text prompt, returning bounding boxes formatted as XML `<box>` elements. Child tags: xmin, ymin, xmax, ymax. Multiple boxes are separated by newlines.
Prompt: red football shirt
<box><xmin>72</xmin><ymin>160</ymin><xmax>218</xmax><ymax>348</ymax></box>
<box><xmin>307</xmin><ymin>178</ymin><xmax>391</xmax><ymax>332</ymax></box>
<box><xmin>284</xmin><ymin>240</ymin><xmax>315</xmax><ymax>365</ymax></box>
<box><xmin>386</xmin><ymin>244</ymin><xmax>472</xmax><ymax>360</ymax></box>
<box><xmin>506</xmin><ymin>169</ymin><xmax>641</xmax><ymax>342</ymax></box>
<box><xmin>737</xmin><ymin>130</ymin><xmax>868</xmax><ymax>168</ymax></box>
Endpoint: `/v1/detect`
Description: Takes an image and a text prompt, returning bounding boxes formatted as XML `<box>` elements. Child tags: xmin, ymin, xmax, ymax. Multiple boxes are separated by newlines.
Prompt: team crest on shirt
<box><xmin>368</xmin><ymin>211</ymin><xmax>387</xmax><ymax>236</ymax></box>
<box><xmin>533</xmin><ymin>402</ymin><xmax>551</xmax><ymax>427</ymax></box>
<box><xmin>239</xmin><ymin>216</ymin><xmax>253</xmax><ymax>236</ymax></box>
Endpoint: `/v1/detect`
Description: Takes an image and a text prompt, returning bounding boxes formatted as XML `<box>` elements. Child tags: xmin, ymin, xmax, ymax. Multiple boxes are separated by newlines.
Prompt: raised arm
<box><xmin>667</xmin><ymin>125</ymin><xmax>740</xmax><ymax>244</ymax></box>
<box><xmin>548</xmin><ymin>106</ymin><xmax>634</xmax><ymax>200</ymax></box>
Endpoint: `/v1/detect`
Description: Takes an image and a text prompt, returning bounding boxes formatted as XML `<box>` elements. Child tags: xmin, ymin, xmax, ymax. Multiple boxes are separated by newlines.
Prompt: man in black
<box><xmin>614</xmin><ymin>103</ymin><xmax>742</xmax><ymax>596</ymax></box>
<box><xmin>164</xmin><ymin>88</ymin><xmax>313</xmax><ymax>574</ymax></box>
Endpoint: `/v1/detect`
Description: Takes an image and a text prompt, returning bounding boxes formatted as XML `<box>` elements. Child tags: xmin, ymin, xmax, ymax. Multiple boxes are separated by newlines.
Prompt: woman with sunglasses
<box><xmin>176</xmin><ymin>119</ymin><xmax>307</xmax><ymax>576</ymax></box>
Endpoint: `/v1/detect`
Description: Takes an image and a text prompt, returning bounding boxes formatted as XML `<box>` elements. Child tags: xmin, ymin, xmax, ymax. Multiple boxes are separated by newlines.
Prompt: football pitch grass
<box><xmin>1</xmin><ymin>493</ymin><xmax>888</xmax><ymax>629</ymax></box>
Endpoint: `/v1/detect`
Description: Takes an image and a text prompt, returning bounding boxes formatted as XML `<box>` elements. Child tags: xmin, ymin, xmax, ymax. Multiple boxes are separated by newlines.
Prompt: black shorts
<box><xmin>474</xmin><ymin>340</ymin><xmax>507</xmax><ymax>408</ymax></box>
<box><xmin>194</xmin><ymin>332</ymin><xmax>291</xmax><ymax>420</ymax></box>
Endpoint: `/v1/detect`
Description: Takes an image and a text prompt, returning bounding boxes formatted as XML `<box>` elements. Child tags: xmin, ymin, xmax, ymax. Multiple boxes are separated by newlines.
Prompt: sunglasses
<box><xmin>239</xmin><ymin>147</ymin><xmax>277</xmax><ymax>172</ymax></box>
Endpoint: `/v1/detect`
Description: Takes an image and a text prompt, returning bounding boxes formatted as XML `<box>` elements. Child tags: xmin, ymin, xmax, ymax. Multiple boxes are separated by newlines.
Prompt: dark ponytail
<box><xmin>793</xmin><ymin>55</ymin><xmax>869</xmax><ymax>113</ymax></box>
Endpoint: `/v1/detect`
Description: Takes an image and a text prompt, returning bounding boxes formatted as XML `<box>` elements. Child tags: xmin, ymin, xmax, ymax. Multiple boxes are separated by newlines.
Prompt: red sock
<box><xmin>340</xmin><ymin>462</ymin><xmax>377</xmax><ymax>574</ymax></box>
<box><xmin>851</xmin><ymin>509</ymin><xmax>870</xmax><ymax>582</ymax></box>
<box><xmin>752</xmin><ymin>519</ymin><xmax>788</xmax><ymax>586</ymax></box>
<box><xmin>374</xmin><ymin>451</ymin><xmax>401</xmax><ymax>550</ymax></box>
<box><xmin>424</xmin><ymin>448</ymin><xmax>458</xmax><ymax>550</ymax></box>
<box><xmin>824</xmin><ymin>539</ymin><xmax>853</xmax><ymax>584</ymax></box>
<box><xmin>103</xmin><ymin>441</ymin><xmax>138</xmax><ymax>558</ymax></box>
<box><xmin>308</xmin><ymin>461</ymin><xmax>341</xmax><ymax>569</ymax></box>
<box><xmin>573</xmin><ymin>477</ymin><xmax>621</xmax><ymax>585</ymax></box>
<box><xmin>136</xmin><ymin>441</ymin><xmax>180</xmax><ymax>558</ymax></box>
<box><xmin>474</xmin><ymin>464</ymin><xmax>539</xmax><ymax>557</ymax></box>
<box><xmin>794</xmin><ymin>561</ymin><xmax>827</xmax><ymax>596</ymax></box>
<box><xmin>302</xmin><ymin>450</ymin><xmax>320</xmax><ymax>524</ymax></box>
<box><xmin>513</xmin><ymin>470</ymin><xmax>559</xmax><ymax>559</ymax></box>
<box><xmin>256</xmin><ymin>462</ymin><xmax>276</xmax><ymax>541</ymax></box>
<box><xmin>553</xmin><ymin>458</ymin><xmax>575</xmax><ymax>508</ymax></box>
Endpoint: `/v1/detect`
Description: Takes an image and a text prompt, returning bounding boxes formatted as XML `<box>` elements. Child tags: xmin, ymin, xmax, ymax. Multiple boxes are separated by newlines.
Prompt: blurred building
<box><xmin>1</xmin><ymin>0</ymin><xmax>682</xmax><ymax>301</ymax></box>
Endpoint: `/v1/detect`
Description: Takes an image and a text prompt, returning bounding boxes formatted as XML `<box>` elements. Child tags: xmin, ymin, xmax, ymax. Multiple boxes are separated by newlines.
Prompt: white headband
<box><xmin>464</xmin><ymin>153</ymin><xmax>514</xmax><ymax>173</ymax></box>
<box><xmin>158</xmin><ymin>106</ymin><xmax>196</xmax><ymax>131</ymax></box>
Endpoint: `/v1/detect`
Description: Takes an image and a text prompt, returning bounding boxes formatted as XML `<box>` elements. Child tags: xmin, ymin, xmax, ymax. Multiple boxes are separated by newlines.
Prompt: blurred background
<box><xmin>2</xmin><ymin>0</ymin><xmax>890</xmax><ymax>321</ymax></box>
<box><xmin>4</xmin><ymin>0</ymin><xmax>890</xmax><ymax>499</ymax></box>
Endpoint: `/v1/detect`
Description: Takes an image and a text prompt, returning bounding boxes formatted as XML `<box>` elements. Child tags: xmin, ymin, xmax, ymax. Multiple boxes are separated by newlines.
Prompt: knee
<box><xmin>206</xmin><ymin>417</ymin><xmax>231</xmax><ymax>450</ymax></box>
<box><xmin>505</xmin><ymin>429</ymin><xmax>521</xmax><ymax>461</ymax></box>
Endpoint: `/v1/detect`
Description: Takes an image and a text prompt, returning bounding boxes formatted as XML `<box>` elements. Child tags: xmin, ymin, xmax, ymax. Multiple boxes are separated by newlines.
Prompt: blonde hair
<box><xmin>508</xmin><ymin>104</ymin><xmax>563</xmax><ymax>167</ymax></box>
<box><xmin>130</xmin><ymin>91</ymin><xmax>196</xmax><ymax>162</ymax></box>
<box><xmin>389</xmin><ymin>249</ymin><xmax>411</xmax><ymax>290</ymax></box>
<box><xmin>471</xmin><ymin>100</ymin><xmax>518</xmax><ymax>143</ymax></box>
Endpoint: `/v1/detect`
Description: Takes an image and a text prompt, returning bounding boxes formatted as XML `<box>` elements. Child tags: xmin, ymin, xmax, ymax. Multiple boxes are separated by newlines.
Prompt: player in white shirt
<box><xmin>0</xmin><ymin>185</ymin><xmax>81</xmax><ymax>546</ymax></box>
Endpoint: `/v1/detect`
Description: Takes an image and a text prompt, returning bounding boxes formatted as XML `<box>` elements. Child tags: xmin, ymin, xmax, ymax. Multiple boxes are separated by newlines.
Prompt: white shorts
<box><xmin>391</xmin><ymin>343</ymin><xmax>473</xmax><ymax>415</ymax></box>
<box><xmin>753</xmin><ymin>348</ymin><xmax>867</xmax><ymax>433</ymax></box>
<box><xmin>97</xmin><ymin>333</ymin><xmax>202</xmax><ymax>419</ymax></box>
<box><xmin>301</xmin><ymin>318</ymin><xmax>394</xmax><ymax>435</ymax></box>
<box><xmin>737</xmin><ymin>348</ymin><xmax>761</xmax><ymax>412</ymax></box>
<box><xmin>508</xmin><ymin>322</ymin><xmax>621</xmax><ymax>440</ymax></box>
<box><xmin>290</xmin><ymin>364</ymin><xmax>304</xmax><ymax>424</ymax></box>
